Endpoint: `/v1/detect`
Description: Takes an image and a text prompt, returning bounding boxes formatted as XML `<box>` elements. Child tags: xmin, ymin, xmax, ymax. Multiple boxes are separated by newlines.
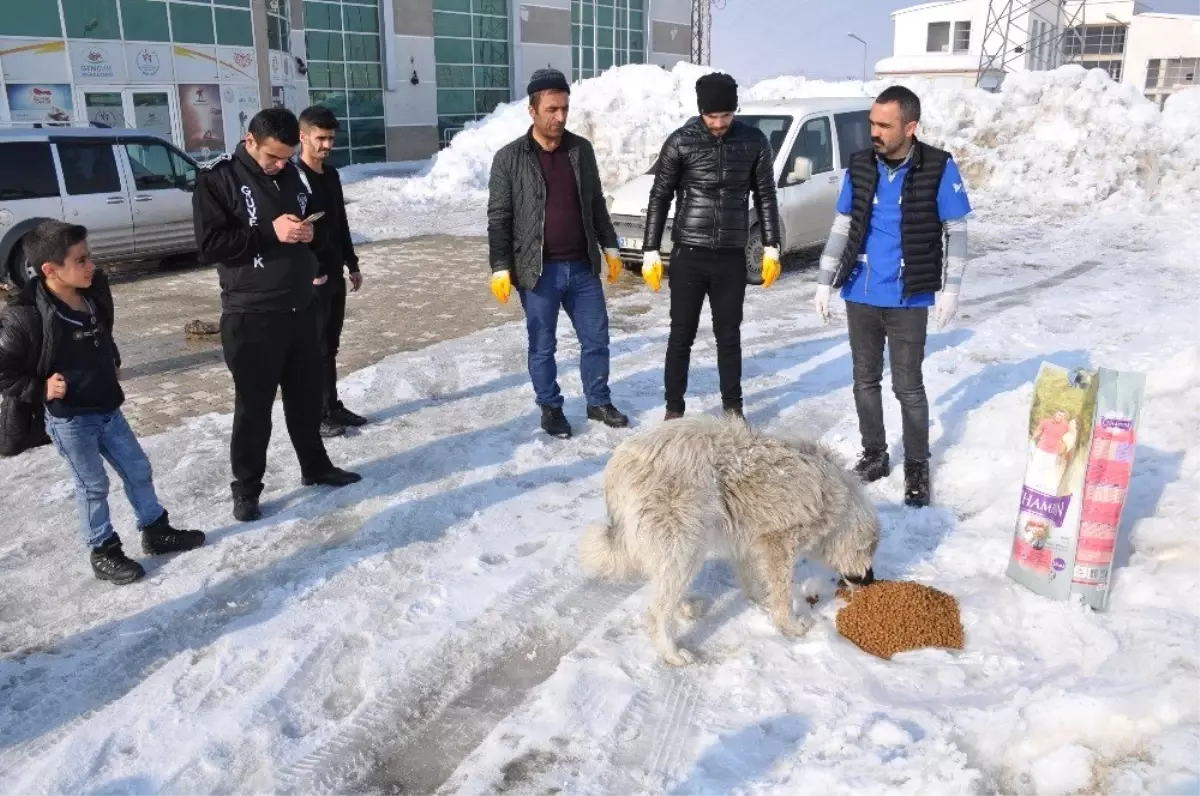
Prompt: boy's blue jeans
<box><xmin>517</xmin><ymin>259</ymin><xmax>612</xmax><ymax>409</ymax></box>
<box><xmin>46</xmin><ymin>410</ymin><xmax>165</xmax><ymax>549</ymax></box>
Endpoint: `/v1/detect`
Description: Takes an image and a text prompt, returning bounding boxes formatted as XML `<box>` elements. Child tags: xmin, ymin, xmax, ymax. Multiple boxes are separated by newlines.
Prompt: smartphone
<box><xmin>301</xmin><ymin>211</ymin><xmax>326</xmax><ymax>225</ymax></box>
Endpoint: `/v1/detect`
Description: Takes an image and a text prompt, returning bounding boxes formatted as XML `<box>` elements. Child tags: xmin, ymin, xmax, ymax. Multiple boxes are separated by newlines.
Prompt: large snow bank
<box><xmin>346</xmin><ymin>63</ymin><xmax>1200</xmax><ymax>242</ymax></box>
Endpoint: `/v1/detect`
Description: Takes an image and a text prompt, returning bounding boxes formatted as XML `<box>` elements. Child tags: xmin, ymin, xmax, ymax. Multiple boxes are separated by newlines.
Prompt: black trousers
<box><xmin>664</xmin><ymin>244</ymin><xmax>747</xmax><ymax>414</ymax></box>
<box><xmin>315</xmin><ymin>275</ymin><xmax>347</xmax><ymax>415</ymax></box>
<box><xmin>845</xmin><ymin>300</ymin><xmax>930</xmax><ymax>461</ymax></box>
<box><xmin>221</xmin><ymin>303</ymin><xmax>332</xmax><ymax>498</ymax></box>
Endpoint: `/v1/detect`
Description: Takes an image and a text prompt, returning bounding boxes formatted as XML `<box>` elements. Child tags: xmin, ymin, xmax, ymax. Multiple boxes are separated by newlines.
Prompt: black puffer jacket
<box><xmin>643</xmin><ymin>117</ymin><xmax>781</xmax><ymax>252</ymax></box>
<box><xmin>0</xmin><ymin>271</ymin><xmax>119</xmax><ymax>450</ymax></box>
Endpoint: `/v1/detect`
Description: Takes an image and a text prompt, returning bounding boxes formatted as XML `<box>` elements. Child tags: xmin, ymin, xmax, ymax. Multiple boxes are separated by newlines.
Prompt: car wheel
<box><xmin>745</xmin><ymin>226</ymin><xmax>764</xmax><ymax>286</ymax></box>
<box><xmin>6</xmin><ymin>242</ymin><xmax>36</xmax><ymax>289</ymax></box>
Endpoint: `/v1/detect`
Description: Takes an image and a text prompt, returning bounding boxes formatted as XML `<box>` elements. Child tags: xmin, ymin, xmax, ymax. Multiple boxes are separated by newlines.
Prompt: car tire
<box><xmin>6</xmin><ymin>240</ymin><xmax>37</xmax><ymax>289</ymax></box>
<box><xmin>745</xmin><ymin>226</ymin><xmax>764</xmax><ymax>286</ymax></box>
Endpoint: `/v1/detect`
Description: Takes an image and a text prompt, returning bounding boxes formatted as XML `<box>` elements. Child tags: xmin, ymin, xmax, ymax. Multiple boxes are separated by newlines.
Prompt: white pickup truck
<box><xmin>605</xmin><ymin>97</ymin><xmax>874</xmax><ymax>275</ymax></box>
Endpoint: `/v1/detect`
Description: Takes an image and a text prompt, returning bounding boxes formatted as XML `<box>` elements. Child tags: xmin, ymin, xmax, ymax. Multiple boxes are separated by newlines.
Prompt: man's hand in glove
<box><xmin>490</xmin><ymin>269</ymin><xmax>512</xmax><ymax>304</ymax></box>
<box><xmin>642</xmin><ymin>251</ymin><xmax>663</xmax><ymax>292</ymax></box>
<box><xmin>813</xmin><ymin>284</ymin><xmax>831</xmax><ymax>323</ymax></box>
<box><xmin>761</xmin><ymin>246</ymin><xmax>781</xmax><ymax>288</ymax></box>
<box><xmin>934</xmin><ymin>289</ymin><xmax>959</xmax><ymax>330</ymax></box>
<box><xmin>603</xmin><ymin>248</ymin><xmax>623</xmax><ymax>284</ymax></box>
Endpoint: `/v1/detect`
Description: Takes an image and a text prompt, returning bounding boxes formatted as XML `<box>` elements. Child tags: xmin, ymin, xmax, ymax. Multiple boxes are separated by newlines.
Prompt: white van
<box><xmin>0</xmin><ymin>127</ymin><xmax>199</xmax><ymax>287</ymax></box>
<box><xmin>605</xmin><ymin>97</ymin><xmax>875</xmax><ymax>272</ymax></box>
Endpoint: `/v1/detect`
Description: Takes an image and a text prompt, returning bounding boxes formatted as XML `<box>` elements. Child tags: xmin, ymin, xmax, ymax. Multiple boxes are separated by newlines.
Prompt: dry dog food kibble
<box><xmin>835</xmin><ymin>580</ymin><xmax>964</xmax><ymax>660</ymax></box>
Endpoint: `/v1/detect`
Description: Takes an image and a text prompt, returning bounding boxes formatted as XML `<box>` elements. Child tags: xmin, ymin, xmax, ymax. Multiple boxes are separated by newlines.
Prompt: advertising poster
<box><xmin>126</xmin><ymin>43</ymin><xmax>175</xmax><ymax>83</ymax></box>
<box><xmin>218</xmin><ymin>47</ymin><xmax>257</xmax><ymax>83</ymax></box>
<box><xmin>5</xmin><ymin>83</ymin><xmax>74</xmax><ymax>124</ymax></box>
<box><xmin>178</xmin><ymin>83</ymin><xmax>225</xmax><ymax>159</ymax></box>
<box><xmin>0</xmin><ymin>39</ymin><xmax>70</xmax><ymax>83</ymax></box>
<box><xmin>69</xmin><ymin>40</ymin><xmax>128</xmax><ymax>83</ymax></box>
<box><xmin>222</xmin><ymin>84</ymin><xmax>260</xmax><ymax>148</ymax></box>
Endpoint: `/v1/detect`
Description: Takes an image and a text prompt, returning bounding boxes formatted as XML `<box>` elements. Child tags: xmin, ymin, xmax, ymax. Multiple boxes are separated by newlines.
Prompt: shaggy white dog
<box><xmin>580</xmin><ymin>415</ymin><xmax>879</xmax><ymax>666</ymax></box>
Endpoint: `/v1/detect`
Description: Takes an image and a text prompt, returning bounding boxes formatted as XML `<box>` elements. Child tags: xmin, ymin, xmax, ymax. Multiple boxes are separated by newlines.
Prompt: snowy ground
<box><xmin>2</xmin><ymin>65</ymin><xmax>1200</xmax><ymax>794</ymax></box>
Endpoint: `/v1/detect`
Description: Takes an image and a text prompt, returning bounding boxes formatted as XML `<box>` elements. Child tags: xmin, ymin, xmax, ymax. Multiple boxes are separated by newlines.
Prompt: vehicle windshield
<box><xmin>644</xmin><ymin>114</ymin><xmax>794</xmax><ymax>174</ymax></box>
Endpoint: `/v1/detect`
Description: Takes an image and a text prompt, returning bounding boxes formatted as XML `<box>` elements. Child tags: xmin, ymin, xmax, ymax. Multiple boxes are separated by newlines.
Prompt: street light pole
<box><xmin>848</xmin><ymin>32</ymin><xmax>868</xmax><ymax>83</ymax></box>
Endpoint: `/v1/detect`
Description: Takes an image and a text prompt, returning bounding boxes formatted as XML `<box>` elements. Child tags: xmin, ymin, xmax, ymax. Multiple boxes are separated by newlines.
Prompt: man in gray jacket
<box><xmin>486</xmin><ymin>68</ymin><xmax>629</xmax><ymax>439</ymax></box>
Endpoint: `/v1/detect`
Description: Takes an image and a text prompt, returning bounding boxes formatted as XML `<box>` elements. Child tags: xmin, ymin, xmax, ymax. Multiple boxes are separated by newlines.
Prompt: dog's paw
<box><xmin>661</xmin><ymin>646</ymin><xmax>696</xmax><ymax>667</ymax></box>
<box><xmin>676</xmin><ymin>596</ymin><xmax>708</xmax><ymax>621</ymax></box>
<box><xmin>776</xmin><ymin>615</ymin><xmax>815</xmax><ymax>638</ymax></box>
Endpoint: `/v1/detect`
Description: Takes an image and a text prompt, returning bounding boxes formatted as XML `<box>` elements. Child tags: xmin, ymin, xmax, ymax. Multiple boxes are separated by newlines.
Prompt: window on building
<box><xmin>433</xmin><ymin>0</ymin><xmax>511</xmax><ymax>147</ymax></box>
<box><xmin>1062</xmin><ymin>24</ymin><xmax>1126</xmax><ymax>58</ymax></box>
<box><xmin>121</xmin><ymin>0</ymin><xmax>171</xmax><ymax>41</ymax></box>
<box><xmin>63</xmin><ymin>0</ymin><xmax>122</xmax><ymax>39</ymax></box>
<box><xmin>926</xmin><ymin>21</ymin><xmax>951</xmax><ymax>53</ymax></box>
<box><xmin>1146</xmin><ymin>57</ymin><xmax>1199</xmax><ymax>89</ymax></box>
<box><xmin>304</xmin><ymin>0</ymin><xmax>385</xmax><ymax>164</ymax></box>
<box><xmin>953</xmin><ymin>21</ymin><xmax>971</xmax><ymax>53</ymax></box>
<box><xmin>215</xmin><ymin>8</ymin><xmax>254</xmax><ymax>46</ymax></box>
<box><xmin>268</xmin><ymin>0</ymin><xmax>291</xmax><ymax>51</ymax></box>
<box><xmin>0</xmin><ymin>143</ymin><xmax>60</xmax><ymax>201</ymax></box>
<box><xmin>1080</xmin><ymin>59</ymin><xmax>1122</xmax><ymax>82</ymax></box>
<box><xmin>170</xmin><ymin>2</ymin><xmax>216</xmax><ymax>45</ymax></box>
<box><xmin>571</xmin><ymin>0</ymin><xmax>645</xmax><ymax>82</ymax></box>
<box><xmin>0</xmin><ymin>4</ymin><xmax>63</xmax><ymax>37</ymax></box>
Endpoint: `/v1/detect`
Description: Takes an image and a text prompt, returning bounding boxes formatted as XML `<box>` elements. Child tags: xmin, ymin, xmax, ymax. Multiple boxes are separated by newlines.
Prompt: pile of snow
<box><xmin>346</xmin><ymin>63</ymin><xmax>1200</xmax><ymax>242</ymax></box>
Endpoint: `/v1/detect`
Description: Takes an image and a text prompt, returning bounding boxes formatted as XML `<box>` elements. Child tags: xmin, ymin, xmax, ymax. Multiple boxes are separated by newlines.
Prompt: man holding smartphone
<box><xmin>297</xmin><ymin>105</ymin><xmax>368</xmax><ymax>438</ymax></box>
<box><xmin>193</xmin><ymin>108</ymin><xmax>361</xmax><ymax>523</ymax></box>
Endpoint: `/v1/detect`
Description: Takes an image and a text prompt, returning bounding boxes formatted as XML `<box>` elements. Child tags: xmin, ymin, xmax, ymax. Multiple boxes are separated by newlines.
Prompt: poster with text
<box><xmin>222</xmin><ymin>84</ymin><xmax>260</xmax><ymax>149</ymax></box>
<box><xmin>5</xmin><ymin>83</ymin><xmax>74</xmax><ymax>124</ymax></box>
<box><xmin>178</xmin><ymin>83</ymin><xmax>225</xmax><ymax>160</ymax></box>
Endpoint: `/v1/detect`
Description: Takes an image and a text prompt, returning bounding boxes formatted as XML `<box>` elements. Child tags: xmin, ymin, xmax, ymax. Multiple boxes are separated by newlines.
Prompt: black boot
<box><xmin>90</xmin><ymin>533</ymin><xmax>145</xmax><ymax>585</ymax></box>
<box><xmin>664</xmin><ymin>409</ymin><xmax>684</xmax><ymax>421</ymax></box>
<box><xmin>904</xmin><ymin>458</ymin><xmax>931</xmax><ymax>508</ymax></box>
<box><xmin>302</xmin><ymin>467</ymin><xmax>363</xmax><ymax>487</ymax></box>
<box><xmin>233</xmin><ymin>494</ymin><xmax>262</xmax><ymax>522</ymax></box>
<box><xmin>723</xmin><ymin>402</ymin><xmax>746</xmax><ymax>422</ymax></box>
<box><xmin>586</xmin><ymin>403</ymin><xmax>629</xmax><ymax>428</ymax></box>
<box><xmin>540</xmin><ymin>406</ymin><xmax>572</xmax><ymax>439</ymax></box>
<box><xmin>853</xmin><ymin>448</ymin><xmax>890</xmax><ymax>483</ymax></box>
<box><xmin>320</xmin><ymin>418</ymin><xmax>346</xmax><ymax>438</ymax></box>
<box><xmin>328</xmin><ymin>405</ymin><xmax>369</xmax><ymax>427</ymax></box>
<box><xmin>141</xmin><ymin>511</ymin><xmax>206</xmax><ymax>555</ymax></box>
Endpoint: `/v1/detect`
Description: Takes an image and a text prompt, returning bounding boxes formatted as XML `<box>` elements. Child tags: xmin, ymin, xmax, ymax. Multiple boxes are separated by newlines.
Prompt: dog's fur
<box><xmin>580</xmin><ymin>415</ymin><xmax>879</xmax><ymax>666</ymax></box>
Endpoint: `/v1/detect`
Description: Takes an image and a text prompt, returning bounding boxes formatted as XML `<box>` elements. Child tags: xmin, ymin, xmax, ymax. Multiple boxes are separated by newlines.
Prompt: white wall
<box><xmin>1063</xmin><ymin>0</ymin><xmax>1145</xmax><ymax>26</ymax></box>
<box><xmin>386</xmin><ymin>34</ymin><xmax>437</xmax><ymax>126</ymax></box>
<box><xmin>650</xmin><ymin>0</ymin><xmax>691</xmax><ymax>24</ymax></box>
<box><xmin>1124</xmin><ymin>13</ymin><xmax>1200</xmax><ymax>94</ymax></box>
<box><xmin>891</xmin><ymin>0</ymin><xmax>980</xmax><ymax>58</ymax></box>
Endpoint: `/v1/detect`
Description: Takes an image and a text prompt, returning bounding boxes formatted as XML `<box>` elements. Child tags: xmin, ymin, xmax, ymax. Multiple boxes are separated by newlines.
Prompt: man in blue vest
<box><xmin>813</xmin><ymin>85</ymin><xmax>971</xmax><ymax>508</ymax></box>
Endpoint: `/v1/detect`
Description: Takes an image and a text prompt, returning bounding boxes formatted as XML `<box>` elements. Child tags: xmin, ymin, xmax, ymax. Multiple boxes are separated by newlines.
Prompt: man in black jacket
<box><xmin>193</xmin><ymin>108</ymin><xmax>360</xmax><ymax>523</ymax></box>
<box><xmin>486</xmin><ymin>68</ymin><xmax>629</xmax><ymax>439</ymax></box>
<box><xmin>296</xmin><ymin>105</ymin><xmax>368</xmax><ymax>439</ymax></box>
<box><xmin>0</xmin><ymin>221</ymin><xmax>205</xmax><ymax>584</ymax></box>
<box><xmin>642</xmin><ymin>72</ymin><xmax>782</xmax><ymax>422</ymax></box>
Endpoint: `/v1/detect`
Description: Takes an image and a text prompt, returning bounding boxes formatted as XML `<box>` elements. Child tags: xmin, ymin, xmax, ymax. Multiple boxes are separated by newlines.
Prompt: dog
<box><xmin>580</xmin><ymin>415</ymin><xmax>878</xmax><ymax>666</ymax></box>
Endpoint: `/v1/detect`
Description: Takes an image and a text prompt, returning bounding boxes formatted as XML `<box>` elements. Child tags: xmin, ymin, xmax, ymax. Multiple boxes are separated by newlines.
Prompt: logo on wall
<box><xmin>233</xmin><ymin>51</ymin><xmax>254</xmax><ymax>70</ymax></box>
<box><xmin>136</xmin><ymin>49</ymin><xmax>161</xmax><ymax>77</ymax></box>
<box><xmin>80</xmin><ymin>47</ymin><xmax>114</xmax><ymax>79</ymax></box>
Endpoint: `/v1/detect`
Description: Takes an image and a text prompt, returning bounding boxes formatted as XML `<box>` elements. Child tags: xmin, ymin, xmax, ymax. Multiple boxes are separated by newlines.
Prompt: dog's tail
<box><xmin>580</xmin><ymin>521</ymin><xmax>637</xmax><ymax>580</ymax></box>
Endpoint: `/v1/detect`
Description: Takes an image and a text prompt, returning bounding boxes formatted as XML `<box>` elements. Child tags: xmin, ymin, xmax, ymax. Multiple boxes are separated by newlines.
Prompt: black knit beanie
<box><xmin>528</xmin><ymin>67</ymin><xmax>570</xmax><ymax>97</ymax></box>
<box><xmin>696</xmin><ymin>72</ymin><xmax>738</xmax><ymax>114</ymax></box>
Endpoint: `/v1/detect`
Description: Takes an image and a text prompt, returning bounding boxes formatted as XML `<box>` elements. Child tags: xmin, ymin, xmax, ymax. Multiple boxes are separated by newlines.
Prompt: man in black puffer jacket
<box><xmin>193</xmin><ymin>108</ymin><xmax>360</xmax><ymax>523</ymax></box>
<box><xmin>641</xmin><ymin>72</ymin><xmax>782</xmax><ymax>421</ymax></box>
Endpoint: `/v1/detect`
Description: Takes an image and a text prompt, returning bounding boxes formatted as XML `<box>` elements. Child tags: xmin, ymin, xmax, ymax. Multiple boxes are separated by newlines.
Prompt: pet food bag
<box><xmin>1006</xmin><ymin>364</ymin><xmax>1145</xmax><ymax>610</ymax></box>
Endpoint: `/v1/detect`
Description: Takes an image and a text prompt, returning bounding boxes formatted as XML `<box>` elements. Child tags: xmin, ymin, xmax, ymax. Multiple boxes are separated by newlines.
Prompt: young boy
<box><xmin>0</xmin><ymin>220</ymin><xmax>205</xmax><ymax>585</ymax></box>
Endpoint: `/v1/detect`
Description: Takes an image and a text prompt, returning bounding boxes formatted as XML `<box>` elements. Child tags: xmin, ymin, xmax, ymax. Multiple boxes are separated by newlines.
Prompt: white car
<box><xmin>0</xmin><ymin>126</ymin><xmax>199</xmax><ymax>287</ymax></box>
<box><xmin>606</xmin><ymin>97</ymin><xmax>875</xmax><ymax>271</ymax></box>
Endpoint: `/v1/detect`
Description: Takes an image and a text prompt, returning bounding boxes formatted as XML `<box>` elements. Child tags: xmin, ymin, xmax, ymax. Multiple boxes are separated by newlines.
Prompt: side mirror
<box><xmin>787</xmin><ymin>156</ymin><xmax>813</xmax><ymax>185</ymax></box>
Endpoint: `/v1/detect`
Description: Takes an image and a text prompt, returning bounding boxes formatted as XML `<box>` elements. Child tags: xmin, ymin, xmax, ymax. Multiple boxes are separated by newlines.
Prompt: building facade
<box><xmin>876</xmin><ymin>0</ymin><xmax>1200</xmax><ymax>107</ymax></box>
<box><xmin>0</xmin><ymin>0</ymin><xmax>690</xmax><ymax>165</ymax></box>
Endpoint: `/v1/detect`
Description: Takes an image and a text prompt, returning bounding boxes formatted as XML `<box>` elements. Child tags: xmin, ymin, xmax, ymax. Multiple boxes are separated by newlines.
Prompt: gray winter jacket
<box><xmin>486</xmin><ymin>128</ymin><xmax>618</xmax><ymax>290</ymax></box>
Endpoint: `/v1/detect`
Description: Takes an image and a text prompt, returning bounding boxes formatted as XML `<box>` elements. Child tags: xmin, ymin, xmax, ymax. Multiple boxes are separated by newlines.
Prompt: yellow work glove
<box><xmin>490</xmin><ymin>269</ymin><xmax>511</xmax><ymax>304</ymax></box>
<box><xmin>642</xmin><ymin>250</ymin><xmax>663</xmax><ymax>292</ymax></box>
<box><xmin>761</xmin><ymin>245</ymin><xmax>781</xmax><ymax>288</ymax></box>
<box><xmin>603</xmin><ymin>248</ymin><xmax>623</xmax><ymax>284</ymax></box>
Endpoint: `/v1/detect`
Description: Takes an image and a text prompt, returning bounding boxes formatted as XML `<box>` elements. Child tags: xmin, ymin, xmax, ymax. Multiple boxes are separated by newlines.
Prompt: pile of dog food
<box><xmin>835</xmin><ymin>580</ymin><xmax>964</xmax><ymax>660</ymax></box>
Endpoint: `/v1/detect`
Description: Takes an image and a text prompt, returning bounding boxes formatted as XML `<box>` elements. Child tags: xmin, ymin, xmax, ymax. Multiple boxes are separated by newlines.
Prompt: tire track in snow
<box><xmin>271</xmin><ymin>568</ymin><xmax>639</xmax><ymax>794</ymax></box>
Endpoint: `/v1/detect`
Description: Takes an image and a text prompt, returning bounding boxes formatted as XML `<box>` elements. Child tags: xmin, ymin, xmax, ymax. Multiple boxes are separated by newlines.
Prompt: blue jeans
<box><xmin>517</xmin><ymin>259</ymin><xmax>612</xmax><ymax>408</ymax></box>
<box><xmin>46</xmin><ymin>410</ymin><xmax>165</xmax><ymax>549</ymax></box>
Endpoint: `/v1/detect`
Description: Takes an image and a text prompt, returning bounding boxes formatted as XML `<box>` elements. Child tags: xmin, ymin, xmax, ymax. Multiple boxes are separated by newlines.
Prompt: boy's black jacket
<box><xmin>0</xmin><ymin>270</ymin><xmax>119</xmax><ymax>405</ymax></box>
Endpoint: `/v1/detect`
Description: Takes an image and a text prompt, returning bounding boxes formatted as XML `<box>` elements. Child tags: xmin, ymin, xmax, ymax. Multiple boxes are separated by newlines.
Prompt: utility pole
<box><xmin>848</xmin><ymin>32</ymin><xmax>868</xmax><ymax>82</ymax></box>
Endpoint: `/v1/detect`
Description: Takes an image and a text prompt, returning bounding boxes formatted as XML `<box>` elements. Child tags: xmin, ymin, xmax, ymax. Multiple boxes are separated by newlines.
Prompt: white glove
<box><xmin>934</xmin><ymin>289</ymin><xmax>959</xmax><ymax>330</ymax></box>
<box><xmin>813</xmin><ymin>284</ymin><xmax>831</xmax><ymax>324</ymax></box>
<box><xmin>642</xmin><ymin>250</ymin><xmax>663</xmax><ymax>291</ymax></box>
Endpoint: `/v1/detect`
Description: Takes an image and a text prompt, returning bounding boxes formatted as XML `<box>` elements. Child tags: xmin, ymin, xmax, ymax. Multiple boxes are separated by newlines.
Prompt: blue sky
<box><xmin>711</xmin><ymin>0</ymin><xmax>1200</xmax><ymax>84</ymax></box>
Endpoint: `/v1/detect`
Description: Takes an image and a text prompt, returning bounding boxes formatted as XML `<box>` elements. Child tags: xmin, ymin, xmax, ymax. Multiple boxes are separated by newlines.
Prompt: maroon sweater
<box><xmin>536</xmin><ymin>142</ymin><xmax>589</xmax><ymax>261</ymax></box>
